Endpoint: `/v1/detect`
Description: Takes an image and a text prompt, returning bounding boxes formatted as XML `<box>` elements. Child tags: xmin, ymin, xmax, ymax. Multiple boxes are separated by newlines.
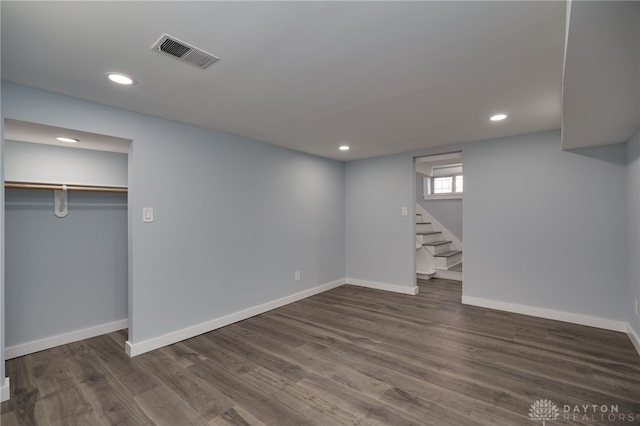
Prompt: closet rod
<box><xmin>4</xmin><ymin>182</ymin><xmax>128</xmax><ymax>193</ymax></box>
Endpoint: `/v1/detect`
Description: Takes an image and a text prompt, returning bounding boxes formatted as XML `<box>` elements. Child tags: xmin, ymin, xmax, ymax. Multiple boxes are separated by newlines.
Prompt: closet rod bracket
<box><xmin>54</xmin><ymin>185</ymin><xmax>68</xmax><ymax>218</ymax></box>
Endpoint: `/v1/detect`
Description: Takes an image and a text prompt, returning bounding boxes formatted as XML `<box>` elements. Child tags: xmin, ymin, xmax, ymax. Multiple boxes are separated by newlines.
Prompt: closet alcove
<box><xmin>3</xmin><ymin>119</ymin><xmax>130</xmax><ymax>359</ymax></box>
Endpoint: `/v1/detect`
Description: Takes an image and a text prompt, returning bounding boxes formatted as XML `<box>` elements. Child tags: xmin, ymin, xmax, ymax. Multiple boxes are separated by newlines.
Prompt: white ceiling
<box><xmin>0</xmin><ymin>1</ymin><xmax>628</xmax><ymax>161</ymax></box>
<box><xmin>4</xmin><ymin>119</ymin><xmax>130</xmax><ymax>154</ymax></box>
<box><xmin>415</xmin><ymin>152</ymin><xmax>462</xmax><ymax>177</ymax></box>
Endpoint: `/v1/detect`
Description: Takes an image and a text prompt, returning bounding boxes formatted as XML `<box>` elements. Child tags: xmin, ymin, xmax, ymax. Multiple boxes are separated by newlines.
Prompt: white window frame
<box><xmin>423</xmin><ymin>174</ymin><xmax>463</xmax><ymax>200</ymax></box>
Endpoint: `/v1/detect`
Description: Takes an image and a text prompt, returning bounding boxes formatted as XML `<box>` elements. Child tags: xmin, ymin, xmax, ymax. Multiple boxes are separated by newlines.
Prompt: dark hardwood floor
<box><xmin>2</xmin><ymin>279</ymin><xmax>640</xmax><ymax>425</ymax></box>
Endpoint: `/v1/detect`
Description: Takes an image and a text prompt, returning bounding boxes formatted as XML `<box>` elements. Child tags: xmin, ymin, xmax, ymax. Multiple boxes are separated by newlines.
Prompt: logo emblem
<box><xmin>529</xmin><ymin>399</ymin><xmax>560</xmax><ymax>425</ymax></box>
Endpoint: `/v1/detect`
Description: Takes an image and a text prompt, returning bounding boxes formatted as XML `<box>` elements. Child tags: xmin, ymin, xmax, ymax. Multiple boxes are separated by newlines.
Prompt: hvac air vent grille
<box><xmin>160</xmin><ymin>38</ymin><xmax>191</xmax><ymax>58</ymax></box>
<box><xmin>151</xmin><ymin>34</ymin><xmax>219</xmax><ymax>70</ymax></box>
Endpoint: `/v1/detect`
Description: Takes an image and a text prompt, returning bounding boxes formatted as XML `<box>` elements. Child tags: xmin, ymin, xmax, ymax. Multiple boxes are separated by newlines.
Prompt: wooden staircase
<box><xmin>416</xmin><ymin>213</ymin><xmax>462</xmax><ymax>281</ymax></box>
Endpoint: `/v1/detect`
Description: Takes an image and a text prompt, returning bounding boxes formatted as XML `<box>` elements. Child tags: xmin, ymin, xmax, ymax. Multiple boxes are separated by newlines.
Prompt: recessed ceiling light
<box><xmin>107</xmin><ymin>72</ymin><xmax>136</xmax><ymax>85</ymax></box>
<box><xmin>56</xmin><ymin>137</ymin><xmax>79</xmax><ymax>143</ymax></box>
<box><xmin>339</xmin><ymin>145</ymin><xmax>350</xmax><ymax>151</ymax></box>
<box><xmin>490</xmin><ymin>114</ymin><xmax>507</xmax><ymax>121</ymax></box>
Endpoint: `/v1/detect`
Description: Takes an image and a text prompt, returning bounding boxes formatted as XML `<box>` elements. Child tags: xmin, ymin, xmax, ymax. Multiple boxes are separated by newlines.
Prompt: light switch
<box><xmin>401</xmin><ymin>206</ymin><xmax>408</xmax><ymax>216</ymax></box>
<box><xmin>143</xmin><ymin>207</ymin><xmax>154</xmax><ymax>223</ymax></box>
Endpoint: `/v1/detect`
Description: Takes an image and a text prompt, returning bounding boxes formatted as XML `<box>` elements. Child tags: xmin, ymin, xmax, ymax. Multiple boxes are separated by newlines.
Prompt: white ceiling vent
<box><xmin>151</xmin><ymin>34</ymin><xmax>219</xmax><ymax>70</ymax></box>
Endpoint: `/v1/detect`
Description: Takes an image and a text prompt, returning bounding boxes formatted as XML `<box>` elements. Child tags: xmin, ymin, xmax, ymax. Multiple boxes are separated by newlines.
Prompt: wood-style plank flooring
<box><xmin>2</xmin><ymin>279</ymin><xmax>640</xmax><ymax>425</ymax></box>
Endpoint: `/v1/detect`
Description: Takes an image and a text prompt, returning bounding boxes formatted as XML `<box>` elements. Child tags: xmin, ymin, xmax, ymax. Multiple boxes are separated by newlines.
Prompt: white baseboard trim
<box><xmin>434</xmin><ymin>269</ymin><xmax>462</xmax><ymax>281</ymax></box>
<box><xmin>126</xmin><ymin>278</ymin><xmax>346</xmax><ymax>357</ymax></box>
<box><xmin>461</xmin><ymin>296</ymin><xmax>627</xmax><ymax>333</ymax></box>
<box><xmin>5</xmin><ymin>319</ymin><xmax>129</xmax><ymax>360</ymax></box>
<box><xmin>627</xmin><ymin>324</ymin><xmax>640</xmax><ymax>357</ymax></box>
<box><xmin>1</xmin><ymin>378</ymin><xmax>10</xmax><ymax>403</ymax></box>
<box><xmin>345</xmin><ymin>278</ymin><xmax>419</xmax><ymax>296</ymax></box>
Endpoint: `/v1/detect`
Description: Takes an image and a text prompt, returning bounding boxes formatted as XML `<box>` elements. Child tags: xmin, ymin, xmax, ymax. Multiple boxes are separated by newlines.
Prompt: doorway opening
<box><xmin>414</xmin><ymin>152</ymin><xmax>463</xmax><ymax>282</ymax></box>
<box><xmin>3</xmin><ymin>119</ymin><xmax>131</xmax><ymax>359</ymax></box>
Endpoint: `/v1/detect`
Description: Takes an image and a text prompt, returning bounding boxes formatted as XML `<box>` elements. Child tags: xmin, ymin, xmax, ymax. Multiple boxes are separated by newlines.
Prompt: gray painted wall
<box><xmin>5</xmin><ymin>190</ymin><xmax>128</xmax><ymax>346</ymax></box>
<box><xmin>5</xmin><ymin>140</ymin><xmax>128</xmax><ymax>187</ymax></box>
<box><xmin>1</xmin><ymin>80</ymin><xmax>633</xmax><ymax>382</ymax></box>
<box><xmin>415</xmin><ymin>177</ymin><xmax>463</xmax><ymax>241</ymax></box>
<box><xmin>345</xmin><ymin>153</ymin><xmax>415</xmax><ymax>288</ymax></box>
<box><xmin>1</xmin><ymin>87</ymin><xmax>5</xmax><ymax>386</ymax></box>
<box><xmin>463</xmin><ymin>131</ymin><xmax>627</xmax><ymax>321</ymax></box>
<box><xmin>4</xmin><ymin>141</ymin><xmax>128</xmax><ymax>349</ymax></box>
<box><xmin>1</xmin><ymin>82</ymin><xmax>346</xmax><ymax>351</ymax></box>
<box><xmin>346</xmin><ymin>130</ymin><xmax>628</xmax><ymax>323</ymax></box>
<box><xmin>627</xmin><ymin>128</ymin><xmax>640</xmax><ymax>337</ymax></box>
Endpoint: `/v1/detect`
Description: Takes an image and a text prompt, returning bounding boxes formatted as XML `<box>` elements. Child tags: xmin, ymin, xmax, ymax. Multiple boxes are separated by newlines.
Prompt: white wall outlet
<box><xmin>295</xmin><ymin>271</ymin><xmax>300</xmax><ymax>282</ymax></box>
<box><xmin>143</xmin><ymin>207</ymin><xmax>154</xmax><ymax>223</ymax></box>
<box><xmin>635</xmin><ymin>299</ymin><xmax>639</xmax><ymax>317</ymax></box>
<box><xmin>401</xmin><ymin>206</ymin><xmax>408</xmax><ymax>216</ymax></box>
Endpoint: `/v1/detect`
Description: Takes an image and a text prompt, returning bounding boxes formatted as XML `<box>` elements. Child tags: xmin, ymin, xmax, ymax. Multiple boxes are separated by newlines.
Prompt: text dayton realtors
<box><xmin>562</xmin><ymin>404</ymin><xmax>637</xmax><ymax>423</ymax></box>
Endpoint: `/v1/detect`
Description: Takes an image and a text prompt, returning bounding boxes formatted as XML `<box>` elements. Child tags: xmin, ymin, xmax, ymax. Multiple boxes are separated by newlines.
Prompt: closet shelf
<box><xmin>5</xmin><ymin>181</ymin><xmax>128</xmax><ymax>193</ymax></box>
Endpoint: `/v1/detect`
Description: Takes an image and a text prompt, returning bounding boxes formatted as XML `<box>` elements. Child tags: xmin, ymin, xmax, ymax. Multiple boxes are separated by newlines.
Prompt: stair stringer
<box><xmin>416</xmin><ymin>241</ymin><xmax>436</xmax><ymax>278</ymax></box>
<box><xmin>415</xmin><ymin>203</ymin><xmax>462</xmax><ymax>252</ymax></box>
<box><xmin>415</xmin><ymin>203</ymin><xmax>462</xmax><ymax>281</ymax></box>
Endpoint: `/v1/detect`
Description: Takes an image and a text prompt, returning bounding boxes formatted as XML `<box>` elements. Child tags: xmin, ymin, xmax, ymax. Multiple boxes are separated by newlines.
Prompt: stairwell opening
<box><xmin>414</xmin><ymin>152</ymin><xmax>463</xmax><ymax>282</ymax></box>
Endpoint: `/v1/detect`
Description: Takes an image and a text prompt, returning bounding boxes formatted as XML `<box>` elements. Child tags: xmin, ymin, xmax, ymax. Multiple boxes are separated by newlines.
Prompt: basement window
<box><xmin>423</xmin><ymin>164</ymin><xmax>463</xmax><ymax>199</ymax></box>
<box><xmin>428</xmin><ymin>175</ymin><xmax>463</xmax><ymax>194</ymax></box>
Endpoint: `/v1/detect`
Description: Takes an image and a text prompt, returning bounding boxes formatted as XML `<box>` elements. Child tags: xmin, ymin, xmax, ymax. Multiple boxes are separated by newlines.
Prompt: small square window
<box><xmin>433</xmin><ymin>177</ymin><xmax>452</xmax><ymax>193</ymax></box>
<box><xmin>424</xmin><ymin>174</ymin><xmax>463</xmax><ymax>196</ymax></box>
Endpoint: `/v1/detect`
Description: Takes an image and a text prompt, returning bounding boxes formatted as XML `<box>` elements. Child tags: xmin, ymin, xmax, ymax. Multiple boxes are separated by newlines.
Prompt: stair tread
<box><xmin>434</xmin><ymin>250</ymin><xmax>462</xmax><ymax>258</ymax></box>
<box><xmin>416</xmin><ymin>231</ymin><xmax>442</xmax><ymax>235</ymax></box>
<box><xmin>423</xmin><ymin>240</ymin><xmax>452</xmax><ymax>246</ymax></box>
